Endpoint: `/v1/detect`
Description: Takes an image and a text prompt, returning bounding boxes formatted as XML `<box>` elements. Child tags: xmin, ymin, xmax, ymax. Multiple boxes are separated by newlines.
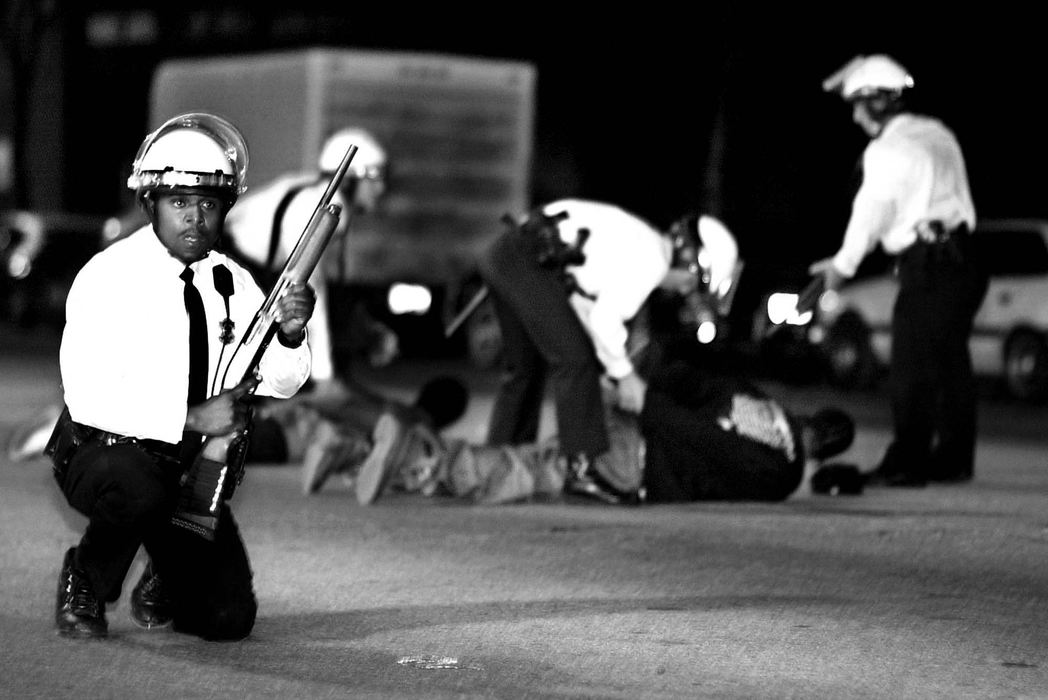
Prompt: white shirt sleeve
<box><xmin>571</xmin><ymin>268</ymin><xmax>661</xmax><ymax>379</ymax></box>
<box><xmin>832</xmin><ymin>144</ymin><xmax>906</xmax><ymax>277</ymax></box>
<box><xmin>558</xmin><ymin>201</ymin><xmax>669</xmax><ymax>379</ymax></box>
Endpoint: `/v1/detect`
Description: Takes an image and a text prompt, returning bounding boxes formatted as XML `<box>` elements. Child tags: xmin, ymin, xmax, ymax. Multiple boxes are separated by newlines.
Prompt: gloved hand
<box><xmin>808</xmin><ymin>257</ymin><xmax>848</xmax><ymax>292</ymax></box>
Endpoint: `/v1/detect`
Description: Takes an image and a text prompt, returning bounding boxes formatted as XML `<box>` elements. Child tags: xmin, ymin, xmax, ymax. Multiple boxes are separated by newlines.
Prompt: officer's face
<box><xmin>352</xmin><ymin>176</ymin><xmax>386</xmax><ymax>214</ymax></box>
<box><xmin>151</xmin><ymin>190</ymin><xmax>226</xmax><ymax>264</ymax></box>
<box><xmin>659</xmin><ymin>268</ymin><xmax>700</xmax><ymax>296</ymax></box>
<box><xmin>851</xmin><ymin>100</ymin><xmax>883</xmax><ymax>138</ymax></box>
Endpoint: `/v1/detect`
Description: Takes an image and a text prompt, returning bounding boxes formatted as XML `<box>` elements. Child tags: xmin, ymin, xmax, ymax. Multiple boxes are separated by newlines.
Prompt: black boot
<box><xmin>130</xmin><ymin>562</ymin><xmax>173</xmax><ymax>629</ymax></box>
<box><xmin>55</xmin><ymin>547</ymin><xmax>108</xmax><ymax>639</ymax></box>
<box><xmin>562</xmin><ymin>453</ymin><xmax>641</xmax><ymax>506</ymax></box>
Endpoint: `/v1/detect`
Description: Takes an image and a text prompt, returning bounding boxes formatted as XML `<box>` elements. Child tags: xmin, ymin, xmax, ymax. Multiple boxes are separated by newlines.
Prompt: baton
<box><xmin>444</xmin><ymin>285</ymin><xmax>490</xmax><ymax>339</ymax></box>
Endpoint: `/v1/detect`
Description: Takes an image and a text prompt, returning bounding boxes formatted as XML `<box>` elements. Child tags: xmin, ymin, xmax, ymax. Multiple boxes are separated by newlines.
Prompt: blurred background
<box><xmin>3</xmin><ymin>3</ymin><xmax>1047</xmax><ymax>394</ymax></box>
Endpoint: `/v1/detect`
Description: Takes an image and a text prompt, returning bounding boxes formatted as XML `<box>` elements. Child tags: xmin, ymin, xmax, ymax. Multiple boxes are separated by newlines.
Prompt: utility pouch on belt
<box><xmin>515</xmin><ymin>209</ymin><xmax>584</xmax><ymax>269</ymax></box>
<box><xmin>509</xmin><ymin>209</ymin><xmax>596</xmax><ymax>300</ymax></box>
<box><xmin>44</xmin><ymin>406</ymin><xmax>94</xmax><ymax>484</ymax></box>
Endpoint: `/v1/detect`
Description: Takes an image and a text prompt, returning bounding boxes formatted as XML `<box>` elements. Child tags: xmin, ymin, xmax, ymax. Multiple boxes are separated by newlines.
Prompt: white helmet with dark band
<box><xmin>127</xmin><ymin>112</ymin><xmax>249</xmax><ymax>205</ymax></box>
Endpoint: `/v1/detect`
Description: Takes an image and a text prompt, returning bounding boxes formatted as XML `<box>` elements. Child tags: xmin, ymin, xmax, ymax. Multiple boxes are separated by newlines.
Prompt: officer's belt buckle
<box><xmin>97</xmin><ymin>431</ymin><xmax>135</xmax><ymax>447</ymax></box>
<box><xmin>915</xmin><ymin>220</ymin><xmax>951</xmax><ymax>244</ymax></box>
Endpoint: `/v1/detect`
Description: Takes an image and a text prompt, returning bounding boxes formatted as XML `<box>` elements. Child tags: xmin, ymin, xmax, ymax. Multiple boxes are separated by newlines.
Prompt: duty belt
<box><xmin>898</xmin><ymin>221</ymin><xmax>969</xmax><ymax>270</ymax></box>
<box><xmin>91</xmin><ymin>428</ymin><xmax>183</xmax><ymax>462</ymax></box>
<box><xmin>915</xmin><ymin>220</ymin><xmax>968</xmax><ymax>244</ymax></box>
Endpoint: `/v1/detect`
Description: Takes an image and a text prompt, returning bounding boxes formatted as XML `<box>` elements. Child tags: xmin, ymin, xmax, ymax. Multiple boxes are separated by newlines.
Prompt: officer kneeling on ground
<box><xmin>48</xmin><ymin>113</ymin><xmax>316</xmax><ymax>640</ymax></box>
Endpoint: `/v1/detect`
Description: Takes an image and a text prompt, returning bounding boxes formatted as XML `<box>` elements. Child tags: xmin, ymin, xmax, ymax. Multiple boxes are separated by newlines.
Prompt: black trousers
<box><xmin>57</xmin><ymin>441</ymin><xmax>257</xmax><ymax>640</ymax></box>
<box><xmin>477</xmin><ymin>230</ymin><xmax>609</xmax><ymax>458</ymax></box>
<box><xmin>883</xmin><ymin>232</ymin><xmax>989</xmax><ymax>479</ymax></box>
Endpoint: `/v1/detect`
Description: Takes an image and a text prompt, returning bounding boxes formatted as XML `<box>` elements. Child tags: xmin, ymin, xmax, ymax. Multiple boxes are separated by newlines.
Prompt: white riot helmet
<box><xmin>318</xmin><ymin>127</ymin><xmax>387</xmax><ymax>181</ymax></box>
<box><xmin>823</xmin><ymin>54</ymin><xmax>914</xmax><ymax>101</ymax></box>
<box><xmin>127</xmin><ymin>112</ymin><xmax>249</xmax><ymax>204</ymax></box>
<box><xmin>667</xmin><ymin>213</ymin><xmax>742</xmax><ymax>315</ymax></box>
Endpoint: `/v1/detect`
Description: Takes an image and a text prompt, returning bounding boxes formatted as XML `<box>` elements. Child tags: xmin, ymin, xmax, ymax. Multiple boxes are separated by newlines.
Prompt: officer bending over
<box><xmin>477</xmin><ymin>199</ymin><xmax>738</xmax><ymax>503</ymax></box>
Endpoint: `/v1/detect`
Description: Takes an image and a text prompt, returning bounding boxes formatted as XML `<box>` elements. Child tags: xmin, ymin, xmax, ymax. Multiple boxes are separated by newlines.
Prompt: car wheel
<box><xmin>822</xmin><ymin>314</ymin><xmax>878</xmax><ymax>390</ymax></box>
<box><xmin>1004</xmin><ymin>331</ymin><xmax>1048</xmax><ymax>402</ymax></box>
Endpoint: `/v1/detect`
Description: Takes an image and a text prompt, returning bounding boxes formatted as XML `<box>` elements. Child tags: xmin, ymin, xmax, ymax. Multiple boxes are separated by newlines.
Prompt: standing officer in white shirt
<box><xmin>477</xmin><ymin>198</ymin><xmax>738</xmax><ymax>503</ymax></box>
<box><xmin>811</xmin><ymin>55</ymin><xmax>988</xmax><ymax>486</ymax></box>
<box><xmin>50</xmin><ymin>113</ymin><xmax>316</xmax><ymax>640</ymax></box>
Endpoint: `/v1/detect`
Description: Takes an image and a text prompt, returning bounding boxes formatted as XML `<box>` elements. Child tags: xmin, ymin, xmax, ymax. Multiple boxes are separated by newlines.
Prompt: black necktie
<box><xmin>180</xmin><ymin>267</ymin><xmax>208</xmax><ymax>406</ymax></box>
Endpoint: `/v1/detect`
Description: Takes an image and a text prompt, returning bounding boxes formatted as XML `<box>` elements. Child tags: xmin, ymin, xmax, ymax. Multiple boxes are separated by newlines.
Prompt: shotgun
<box><xmin>171</xmin><ymin>144</ymin><xmax>358</xmax><ymax>540</ymax></box>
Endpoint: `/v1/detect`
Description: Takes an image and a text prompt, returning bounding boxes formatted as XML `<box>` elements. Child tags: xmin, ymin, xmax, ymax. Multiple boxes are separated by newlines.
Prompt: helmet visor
<box><xmin>128</xmin><ymin>112</ymin><xmax>249</xmax><ymax>195</ymax></box>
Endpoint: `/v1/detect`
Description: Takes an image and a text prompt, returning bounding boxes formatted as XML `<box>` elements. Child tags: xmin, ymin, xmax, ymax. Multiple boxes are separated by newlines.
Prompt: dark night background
<box><xmin>19</xmin><ymin>6</ymin><xmax>1048</xmax><ymax>302</ymax></box>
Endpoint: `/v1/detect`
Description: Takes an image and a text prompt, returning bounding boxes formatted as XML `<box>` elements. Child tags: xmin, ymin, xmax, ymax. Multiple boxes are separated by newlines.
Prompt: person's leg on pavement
<box><xmin>297</xmin><ymin>382</ymin><xmax>403</xmax><ymax>495</ymax></box>
<box><xmin>146</xmin><ymin>504</ymin><xmax>257</xmax><ymax>641</ymax></box>
<box><xmin>298</xmin><ymin>375</ymin><xmax>471</xmax><ymax>499</ymax></box>
<box><xmin>483</xmin><ymin>281</ymin><xmax>546</xmax><ymax>446</ymax></box>
<box><xmin>930</xmin><ymin>249</ymin><xmax>989</xmax><ymax>482</ymax></box>
<box><xmin>55</xmin><ymin>443</ymin><xmax>180</xmax><ymax>638</ymax></box>
<box><xmin>880</xmin><ymin>250</ymin><xmax>938</xmax><ymax>486</ymax></box>
<box><xmin>479</xmin><ymin>232</ymin><xmax>610</xmax><ymax>494</ymax></box>
<box><xmin>371</xmin><ymin>435</ymin><xmax>564</xmax><ymax>505</ymax></box>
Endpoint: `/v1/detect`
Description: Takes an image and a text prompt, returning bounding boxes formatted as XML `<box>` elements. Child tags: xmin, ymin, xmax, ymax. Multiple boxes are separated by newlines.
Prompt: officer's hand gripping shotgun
<box><xmin>170</xmin><ymin>144</ymin><xmax>358</xmax><ymax>540</ymax></box>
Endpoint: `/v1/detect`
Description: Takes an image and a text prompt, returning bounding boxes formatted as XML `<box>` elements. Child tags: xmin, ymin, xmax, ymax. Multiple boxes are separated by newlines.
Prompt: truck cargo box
<box><xmin>149</xmin><ymin>48</ymin><xmax>536</xmax><ymax>289</ymax></box>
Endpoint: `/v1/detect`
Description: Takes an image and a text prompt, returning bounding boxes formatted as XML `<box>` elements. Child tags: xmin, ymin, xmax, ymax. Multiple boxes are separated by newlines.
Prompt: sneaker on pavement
<box><xmin>355</xmin><ymin>412</ymin><xmax>410</xmax><ymax>505</ymax></box>
<box><xmin>301</xmin><ymin>421</ymin><xmax>370</xmax><ymax>495</ymax></box>
<box><xmin>55</xmin><ymin>547</ymin><xmax>107</xmax><ymax>639</ymax></box>
<box><xmin>396</xmin><ymin>423</ymin><xmax>445</xmax><ymax>496</ymax></box>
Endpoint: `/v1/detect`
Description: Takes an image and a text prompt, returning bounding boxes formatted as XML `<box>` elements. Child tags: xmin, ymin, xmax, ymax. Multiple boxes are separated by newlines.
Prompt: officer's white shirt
<box><xmin>542</xmin><ymin>199</ymin><xmax>671</xmax><ymax>380</ymax></box>
<box><xmin>60</xmin><ymin>226</ymin><xmax>311</xmax><ymax>444</ymax></box>
<box><xmin>832</xmin><ymin>113</ymin><xmax>976</xmax><ymax>277</ymax></box>
<box><xmin>224</xmin><ymin>173</ymin><xmax>349</xmax><ymax>381</ymax></box>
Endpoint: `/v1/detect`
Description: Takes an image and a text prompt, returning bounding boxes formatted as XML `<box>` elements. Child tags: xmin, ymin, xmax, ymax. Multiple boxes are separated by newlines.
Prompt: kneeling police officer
<box><xmin>50</xmin><ymin>113</ymin><xmax>316</xmax><ymax>640</ymax></box>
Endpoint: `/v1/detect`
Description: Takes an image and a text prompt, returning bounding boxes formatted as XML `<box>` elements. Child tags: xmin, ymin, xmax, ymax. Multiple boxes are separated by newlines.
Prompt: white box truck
<box><xmin>147</xmin><ymin>47</ymin><xmax>536</xmax><ymax>364</ymax></box>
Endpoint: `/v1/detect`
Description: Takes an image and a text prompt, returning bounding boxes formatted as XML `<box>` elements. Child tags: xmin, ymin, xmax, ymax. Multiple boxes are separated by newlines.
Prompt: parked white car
<box><xmin>808</xmin><ymin>218</ymin><xmax>1048</xmax><ymax>401</ymax></box>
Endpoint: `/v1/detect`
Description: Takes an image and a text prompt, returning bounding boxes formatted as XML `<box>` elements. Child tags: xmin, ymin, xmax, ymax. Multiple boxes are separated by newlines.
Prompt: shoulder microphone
<box><xmin>213</xmin><ymin>264</ymin><xmax>234</xmax><ymax>298</ymax></box>
<box><xmin>213</xmin><ymin>264</ymin><xmax>235</xmax><ymax>344</ymax></box>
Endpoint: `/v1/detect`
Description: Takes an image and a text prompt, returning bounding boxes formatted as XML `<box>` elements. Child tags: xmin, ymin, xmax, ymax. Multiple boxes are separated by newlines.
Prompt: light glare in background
<box><xmin>767</xmin><ymin>292</ymin><xmax>813</xmax><ymax>326</ymax></box>
<box><xmin>388</xmin><ymin>283</ymin><xmax>431</xmax><ymax>315</ymax></box>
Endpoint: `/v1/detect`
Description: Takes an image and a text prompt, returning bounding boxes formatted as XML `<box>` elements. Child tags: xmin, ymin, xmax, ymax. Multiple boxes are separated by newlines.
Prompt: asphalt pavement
<box><xmin>3</xmin><ymin>323</ymin><xmax>1048</xmax><ymax>699</ymax></box>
